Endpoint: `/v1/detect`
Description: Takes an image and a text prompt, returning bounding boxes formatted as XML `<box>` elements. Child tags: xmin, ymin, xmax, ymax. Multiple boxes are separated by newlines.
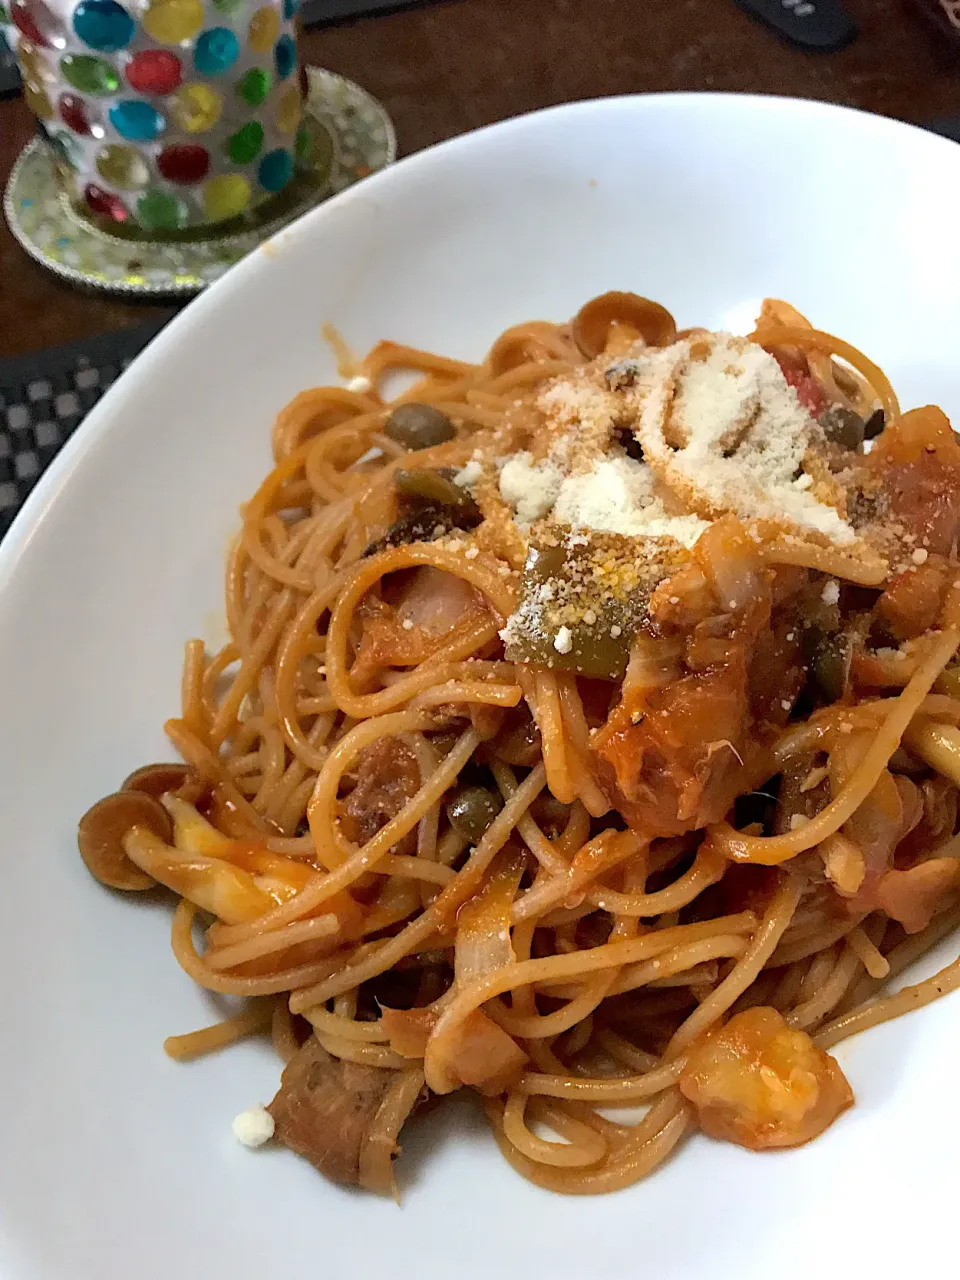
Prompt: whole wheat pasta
<box><xmin>78</xmin><ymin>294</ymin><xmax>960</xmax><ymax>1201</ymax></box>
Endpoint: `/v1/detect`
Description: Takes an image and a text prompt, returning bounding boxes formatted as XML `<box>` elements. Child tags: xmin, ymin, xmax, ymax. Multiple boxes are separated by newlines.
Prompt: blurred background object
<box><xmin>5</xmin><ymin>0</ymin><xmax>305</xmax><ymax>235</ymax></box>
<box><xmin>729</xmin><ymin>0</ymin><xmax>858</xmax><ymax>51</ymax></box>
<box><xmin>300</xmin><ymin>0</ymin><xmax>429</xmax><ymax>17</ymax></box>
<box><xmin>0</xmin><ymin>17</ymin><xmax>22</xmax><ymax>96</ymax></box>
<box><xmin>909</xmin><ymin>0</ymin><xmax>960</xmax><ymax>46</ymax></box>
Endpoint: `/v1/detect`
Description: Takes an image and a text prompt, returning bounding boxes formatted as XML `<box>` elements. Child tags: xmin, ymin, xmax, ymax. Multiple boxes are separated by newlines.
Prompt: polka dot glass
<box><xmin>6</xmin><ymin>0</ymin><xmax>301</xmax><ymax>233</ymax></box>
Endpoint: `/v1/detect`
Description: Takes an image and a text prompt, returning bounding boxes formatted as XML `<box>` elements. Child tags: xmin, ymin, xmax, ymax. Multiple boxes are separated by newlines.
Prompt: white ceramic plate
<box><xmin>3</xmin><ymin>94</ymin><xmax>960</xmax><ymax>1280</ymax></box>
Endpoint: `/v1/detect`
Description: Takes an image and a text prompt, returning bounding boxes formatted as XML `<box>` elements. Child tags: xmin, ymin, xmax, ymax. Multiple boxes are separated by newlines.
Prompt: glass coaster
<box><xmin>2</xmin><ymin>68</ymin><xmax>396</xmax><ymax>297</ymax></box>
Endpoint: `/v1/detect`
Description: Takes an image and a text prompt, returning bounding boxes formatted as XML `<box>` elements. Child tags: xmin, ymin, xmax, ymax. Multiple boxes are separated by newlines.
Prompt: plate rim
<box><xmin>2</xmin><ymin>88</ymin><xmax>960</xmax><ymax>1279</ymax></box>
<box><xmin>2</xmin><ymin>90</ymin><xmax>956</xmax><ymax>596</ymax></box>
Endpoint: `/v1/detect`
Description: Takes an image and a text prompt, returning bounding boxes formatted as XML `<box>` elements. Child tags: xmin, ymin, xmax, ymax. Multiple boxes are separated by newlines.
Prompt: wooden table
<box><xmin>2</xmin><ymin>0</ymin><xmax>958</xmax><ymax>357</ymax></box>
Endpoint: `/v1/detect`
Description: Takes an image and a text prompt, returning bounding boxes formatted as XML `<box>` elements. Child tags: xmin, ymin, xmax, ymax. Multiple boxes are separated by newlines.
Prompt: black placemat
<box><xmin>0</xmin><ymin>317</ymin><xmax>172</xmax><ymax>538</ymax></box>
<box><xmin>0</xmin><ymin>29</ymin><xmax>18</xmax><ymax>98</ymax></box>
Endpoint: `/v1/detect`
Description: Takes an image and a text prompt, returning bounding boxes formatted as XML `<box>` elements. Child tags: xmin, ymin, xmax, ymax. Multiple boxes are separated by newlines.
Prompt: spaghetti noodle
<box><xmin>77</xmin><ymin>293</ymin><xmax>960</xmax><ymax>1196</ymax></box>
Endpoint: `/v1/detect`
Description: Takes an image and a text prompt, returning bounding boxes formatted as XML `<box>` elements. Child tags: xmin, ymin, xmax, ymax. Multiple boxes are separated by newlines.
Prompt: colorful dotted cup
<box><xmin>4</xmin><ymin>0</ymin><xmax>304</xmax><ymax>234</ymax></box>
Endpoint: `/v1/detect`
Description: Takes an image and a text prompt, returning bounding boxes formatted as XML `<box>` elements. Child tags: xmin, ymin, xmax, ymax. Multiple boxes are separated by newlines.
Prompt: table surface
<box><xmin>2</xmin><ymin>0</ymin><xmax>958</xmax><ymax>357</ymax></box>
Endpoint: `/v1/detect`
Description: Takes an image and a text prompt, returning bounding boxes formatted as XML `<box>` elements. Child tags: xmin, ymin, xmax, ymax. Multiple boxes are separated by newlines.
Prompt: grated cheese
<box><xmin>455</xmin><ymin>459</ymin><xmax>483</xmax><ymax>488</ymax></box>
<box><xmin>494</xmin><ymin>333</ymin><xmax>858</xmax><ymax>553</ymax></box>
<box><xmin>498</xmin><ymin>452</ymin><xmax>563</xmax><ymax>526</ymax></box>
<box><xmin>554</xmin><ymin>626</ymin><xmax>573</xmax><ymax>654</ymax></box>
<box><xmin>493</xmin><ymin>327</ymin><xmax>873</xmax><ymax>654</ymax></box>
<box><xmin>232</xmin><ymin>1105</ymin><xmax>275</xmax><ymax>1148</ymax></box>
<box><xmin>495</xmin><ymin>434</ymin><xmax>707</xmax><ymax>547</ymax></box>
<box><xmin>538</xmin><ymin>379</ymin><xmax>617</xmax><ymax>434</ymax></box>
<box><xmin>632</xmin><ymin>335</ymin><xmax>857</xmax><ymax>545</ymax></box>
<box><xmin>800</xmin><ymin>765</ymin><xmax>829</xmax><ymax>793</ymax></box>
<box><xmin>821</xmin><ymin>580</ymin><xmax>840</xmax><ymax>605</ymax></box>
<box><xmin>551</xmin><ymin>455</ymin><xmax>707</xmax><ymax>547</ymax></box>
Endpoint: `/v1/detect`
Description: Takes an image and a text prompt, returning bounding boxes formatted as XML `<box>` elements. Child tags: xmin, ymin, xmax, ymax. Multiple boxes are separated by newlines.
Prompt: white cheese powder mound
<box><xmin>498</xmin><ymin>452</ymin><xmax>564</xmax><ymax>526</ymax></box>
<box><xmin>232</xmin><ymin>1105</ymin><xmax>275</xmax><ymax>1148</ymax></box>
<box><xmin>552</xmin><ymin>455</ymin><xmax>707</xmax><ymax>548</ymax></box>
<box><xmin>494</xmin><ymin>436</ymin><xmax>706</xmax><ymax>547</ymax></box>
<box><xmin>553</xmin><ymin>625</ymin><xmax>573</xmax><ymax>654</ymax></box>
<box><xmin>473</xmin><ymin>330</ymin><xmax>865</xmax><ymax>657</ymax></box>
<box><xmin>490</xmin><ymin>334</ymin><xmax>855</xmax><ymax>551</ymax></box>
<box><xmin>455</xmin><ymin>458</ymin><xmax>482</xmax><ymax>487</ymax></box>
<box><xmin>633</xmin><ymin>334</ymin><xmax>856</xmax><ymax>545</ymax></box>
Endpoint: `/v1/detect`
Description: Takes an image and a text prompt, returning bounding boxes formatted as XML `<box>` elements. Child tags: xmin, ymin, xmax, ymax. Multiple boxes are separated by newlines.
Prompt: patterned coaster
<box><xmin>3</xmin><ymin>67</ymin><xmax>395</xmax><ymax>295</ymax></box>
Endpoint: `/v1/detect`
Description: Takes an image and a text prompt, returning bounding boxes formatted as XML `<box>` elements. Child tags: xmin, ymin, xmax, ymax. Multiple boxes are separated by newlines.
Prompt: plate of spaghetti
<box><xmin>3</xmin><ymin>94</ymin><xmax>960</xmax><ymax>1280</ymax></box>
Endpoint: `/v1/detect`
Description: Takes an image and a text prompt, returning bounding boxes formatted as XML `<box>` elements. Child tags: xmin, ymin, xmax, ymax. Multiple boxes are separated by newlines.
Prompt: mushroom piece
<box><xmin>572</xmin><ymin>291</ymin><xmax>677</xmax><ymax>359</ymax></box>
<box><xmin>121</xmin><ymin>762</ymin><xmax>192</xmax><ymax>800</ymax></box>
<box><xmin>77</xmin><ymin>791</ymin><xmax>171</xmax><ymax>891</ymax></box>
